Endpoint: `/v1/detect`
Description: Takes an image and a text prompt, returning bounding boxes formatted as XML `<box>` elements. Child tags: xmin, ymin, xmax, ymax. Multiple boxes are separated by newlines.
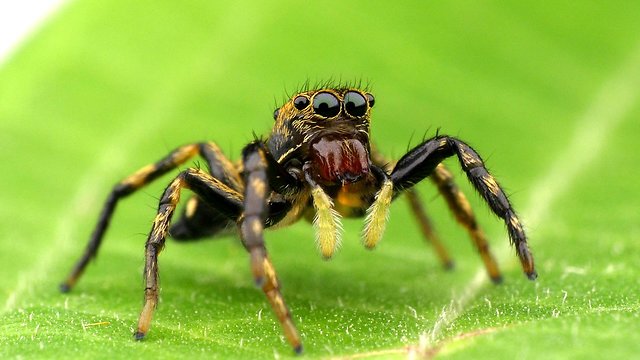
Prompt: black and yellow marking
<box><xmin>170</xmin><ymin>143</ymin><xmax>243</xmax><ymax>240</ymax></box>
<box><xmin>136</xmin><ymin>176</ymin><xmax>184</xmax><ymax>339</ymax></box>
<box><xmin>240</xmin><ymin>142</ymin><xmax>271</xmax><ymax>286</ymax></box>
<box><xmin>62</xmin><ymin>86</ymin><xmax>535</xmax><ymax>354</ymax></box>
<box><xmin>135</xmin><ymin>168</ymin><xmax>246</xmax><ymax>340</ymax></box>
<box><xmin>371</xmin><ymin>149</ymin><xmax>456</xmax><ymax>270</ymax></box>
<box><xmin>390</xmin><ymin>136</ymin><xmax>537</xmax><ymax>280</ymax></box>
<box><xmin>431</xmin><ymin>164</ymin><xmax>502</xmax><ymax>282</ymax></box>
<box><xmin>199</xmin><ymin>141</ymin><xmax>244</xmax><ymax>191</ymax></box>
<box><xmin>261</xmin><ymin>256</ymin><xmax>302</xmax><ymax>354</ymax></box>
<box><xmin>60</xmin><ymin>143</ymin><xmax>201</xmax><ymax>291</ymax></box>
<box><xmin>61</xmin><ymin>142</ymin><xmax>247</xmax><ymax>291</ymax></box>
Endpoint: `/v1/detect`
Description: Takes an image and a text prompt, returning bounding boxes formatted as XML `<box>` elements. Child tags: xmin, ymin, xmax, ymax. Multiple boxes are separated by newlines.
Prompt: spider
<box><xmin>60</xmin><ymin>86</ymin><xmax>537</xmax><ymax>354</ymax></box>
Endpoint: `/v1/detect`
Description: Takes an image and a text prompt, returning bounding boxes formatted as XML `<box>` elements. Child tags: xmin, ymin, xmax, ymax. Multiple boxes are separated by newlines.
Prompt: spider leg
<box><xmin>200</xmin><ymin>141</ymin><xmax>244</xmax><ymax>190</ymax></box>
<box><xmin>133</xmin><ymin>153</ymin><xmax>301</xmax><ymax>351</ymax></box>
<box><xmin>134</xmin><ymin>168</ymin><xmax>243</xmax><ymax>340</ymax></box>
<box><xmin>370</xmin><ymin>146</ymin><xmax>454</xmax><ymax>269</ymax></box>
<box><xmin>60</xmin><ymin>142</ymin><xmax>235</xmax><ymax>292</ymax></box>
<box><xmin>169</xmin><ymin>196</ymin><xmax>236</xmax><ymax>240</ymax></box>
<box><xmin>261</xmin><ymin>255</ymin><xmax>302</xmax><ymax>354</ymax></box>
<box><xmin>431</xmin><ymin>164</ymin><xmax>502</xmax><ymax>282</ymax></box>
<box><xmin>404</xmin><ymin>188</ymin><xmax>455</xmax><ymax>269</ymax></box>
<box><xmin>170</xmin><ymin>142</ymin><xmax>243</xmax><ymax>240</ymax></box>
<box><xmin>240</xmin><ymin>142</ymin><xmax>302</xmax><ymax>282</ymax></box>
<box><xmin>390</xmin><ymin>136</ymin><xmax>537</xmax><ymax>280</ymax></box>
<box><xmin>239</xmin><ymin>142</ymin><xmax>302</xmax><ymax>352</ymax></box>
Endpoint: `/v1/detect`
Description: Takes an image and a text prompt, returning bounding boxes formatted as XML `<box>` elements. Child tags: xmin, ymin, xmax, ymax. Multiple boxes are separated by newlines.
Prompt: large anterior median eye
<box><xmin>344</xmin><ymin>91</ymin><xmax>367</xmax><ymax>117</ymax></box>
<box><xmin>313</xmin><ymin>92</ymin><xmax>340</xmax><ymax>117</ymax></box>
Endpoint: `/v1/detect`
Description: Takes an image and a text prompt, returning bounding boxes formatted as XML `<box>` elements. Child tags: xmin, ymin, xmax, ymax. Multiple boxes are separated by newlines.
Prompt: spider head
<box><xmin>270</xmin><ymin>88</ymin><xmax>376</xmax><ymax>185</ymax></box>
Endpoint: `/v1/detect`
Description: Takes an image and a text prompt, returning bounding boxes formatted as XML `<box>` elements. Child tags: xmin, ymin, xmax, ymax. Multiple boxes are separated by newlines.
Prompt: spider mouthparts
<box><xmin>338</xmin><ymin>172</ymin><xmax>364</xmax><ymax>184</ymax></box>
<box><xmin>309</xmin><ymin>136</ymin><xmax>370</xmax><ymax>185</ymax></box>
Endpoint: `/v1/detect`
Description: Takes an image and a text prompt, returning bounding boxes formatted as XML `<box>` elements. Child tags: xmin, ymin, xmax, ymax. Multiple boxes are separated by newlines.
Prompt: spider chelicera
<box><xmin>60</xmin><ymin>86</ymin><xmax>537</xmax><ymax>353</ymax></box>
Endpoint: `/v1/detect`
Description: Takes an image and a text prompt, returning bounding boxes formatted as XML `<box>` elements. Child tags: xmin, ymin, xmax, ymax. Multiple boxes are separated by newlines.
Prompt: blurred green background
<box><xmin>1</xmin><ymin>0</ymin><xmax>639</xmax><ymax>358</ymax></box>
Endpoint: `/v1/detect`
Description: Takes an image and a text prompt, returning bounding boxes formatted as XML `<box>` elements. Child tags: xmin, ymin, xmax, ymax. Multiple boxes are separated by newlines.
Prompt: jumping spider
<box><xmin>60</xmin><ymin>86</ymin><xmax>537</xmax><ymax>353</ymax></box>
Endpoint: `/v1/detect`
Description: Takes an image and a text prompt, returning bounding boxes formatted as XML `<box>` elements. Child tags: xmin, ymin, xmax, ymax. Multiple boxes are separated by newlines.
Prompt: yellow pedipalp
<box><xmin>363</xmin><ymin>179</ymin><xmax>393</xmax><ymax>249</ymax></box>
<box><xmin>310</xmin><ymin>186</ymin><xmax>343</xmax><ymax>259</ymax></box>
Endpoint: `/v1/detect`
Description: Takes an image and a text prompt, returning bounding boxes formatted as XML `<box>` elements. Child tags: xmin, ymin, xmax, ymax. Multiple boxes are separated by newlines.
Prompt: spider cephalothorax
<box><xmin>60</xmin><ymin>86</ymin><xmax>536</xmax><ymax>354</ymax></box>
<box><xmin>270</xmin><ymin>88</ymin><xmax>373</xmax><ymax>184</ymax></box>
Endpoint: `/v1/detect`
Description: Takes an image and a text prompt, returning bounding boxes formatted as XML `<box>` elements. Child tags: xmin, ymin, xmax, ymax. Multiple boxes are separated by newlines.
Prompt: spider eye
<box><xmin>273</xmin><ymin>108</ymin><xmax>280</xmax><ymax>120</ymax></box>
<box><xmin>313</xmin><ymin>92</ymin><xmax>340</xmax><ymax>118</ymax></box>
<box><xmin>293</xmin><ymin>95</ymin><xmax>310</xmax><ymax>110</ymax></box>
<box><xmin>343</xmin><ymin>91</ymin><xmax>367</xmax><ymax>117</ymax></box>
<box><xmin>366</xmin><ymin>93</ymin><xmax>375</xmax><ymax>108</ymax></box>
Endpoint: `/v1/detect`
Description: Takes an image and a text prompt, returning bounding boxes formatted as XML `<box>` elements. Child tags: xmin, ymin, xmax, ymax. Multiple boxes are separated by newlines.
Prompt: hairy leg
<box><xmin>391</xmin><ymin>136</ymin><xmax>536</xmax><ymax>280</ymax></box>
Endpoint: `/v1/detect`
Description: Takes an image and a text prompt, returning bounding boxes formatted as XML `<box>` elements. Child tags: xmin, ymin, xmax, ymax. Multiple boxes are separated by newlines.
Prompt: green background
<box><xmin>1</xmin><ymin>1</ymin><xmax>639</xmax><ymax>358</ymax></box>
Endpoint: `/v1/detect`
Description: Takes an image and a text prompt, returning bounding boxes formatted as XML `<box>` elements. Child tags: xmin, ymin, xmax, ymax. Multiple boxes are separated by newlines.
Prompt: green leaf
<box><xmin>1</xmin><ymin>1</ymin><xmax>639</xmax><ymax>358</ymax></box>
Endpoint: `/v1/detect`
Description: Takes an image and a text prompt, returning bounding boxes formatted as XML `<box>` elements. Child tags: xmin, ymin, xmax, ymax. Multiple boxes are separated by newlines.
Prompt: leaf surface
<box><xmin>1</xmin><ymin>1</ymin><xmax>639</xmax><ymax>358</ymax></box>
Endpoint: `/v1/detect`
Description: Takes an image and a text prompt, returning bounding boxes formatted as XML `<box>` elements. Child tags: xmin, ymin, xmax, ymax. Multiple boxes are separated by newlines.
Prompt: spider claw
<box><xmin>59</xmin><ymin>283</ymin><xmax>72</xmax><ymax>293</ymax></box>
<box><xmin>134</xmin><ymin>331</ymin><xmax>146</xmax><ymax>341</ymax></box>
<box><xmin>443</xmin><ymin>260</ymin><xmax>455</xmax><ymax>271</ymax></box>
<box><xmin>294</xmin><ymin>344</ymin><xmax>303</xmax><ymax>355</ymax></box>
<box><xmin>490</xmin><ymin>274</ymin><xmax>504</xmax><ymax>285</ymax></box>
<box><xmin>526</xmin><ymin>270</ymin><xmax>538</xmax><ymax>281</ymax></box>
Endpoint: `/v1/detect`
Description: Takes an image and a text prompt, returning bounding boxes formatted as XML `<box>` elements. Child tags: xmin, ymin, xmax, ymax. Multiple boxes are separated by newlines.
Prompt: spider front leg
<box><xmin>391</xmin><ymin>136</ymin><xmax>537</xmax><ymax>280</ymax></box>
<box><xmin>240</xmin><ymin>141</ymin><xmax>301</xmax><ymax>284</ymax></box>
<box><xmin>133</xmin><ymin>147</ymin><xmax>303</xmax><ymax>352</ymax></box>
<box><xmin>239</xmin><ymin>142</ymin><xmax>303</xmax><ymax>352</ymax></box>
